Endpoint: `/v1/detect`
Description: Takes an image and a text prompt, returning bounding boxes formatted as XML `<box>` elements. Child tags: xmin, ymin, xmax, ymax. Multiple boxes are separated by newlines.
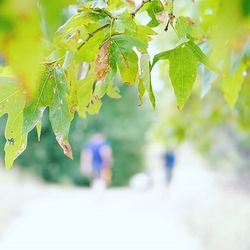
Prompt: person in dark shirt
<box><xmin>81</xmin><ymin>133</ymin><xmax>113</xmax><ymax>186</ymax></box>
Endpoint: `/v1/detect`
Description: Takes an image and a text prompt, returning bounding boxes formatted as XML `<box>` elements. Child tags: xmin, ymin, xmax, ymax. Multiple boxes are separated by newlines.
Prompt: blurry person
<box><xmin>164</xmin><ymin>150</ymin><xmax>176</xmax><ymax>185</ymax></box>
<box><xmin>81</xmin><ymin>133</ymin><xmax>113</xmax><ymax>187</ymax></box>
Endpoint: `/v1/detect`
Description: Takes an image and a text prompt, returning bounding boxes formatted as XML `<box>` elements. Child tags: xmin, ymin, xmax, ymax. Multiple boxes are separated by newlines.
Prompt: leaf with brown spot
<box><xmin>95</xmin><ymin>40</ymin><xmax>111</xmax><ymax>81</ymax></box>
<box><xmin>57</xmin><ymin>136</ymin><xmax>73</xmax><ymax>160</ymax></box>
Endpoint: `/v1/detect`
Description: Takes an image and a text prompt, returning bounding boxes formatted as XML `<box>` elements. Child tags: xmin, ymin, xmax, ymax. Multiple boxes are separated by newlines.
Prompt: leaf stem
<box><xmin>131</xmin><ymin>0</ymin><xmax>151</xmax><ymax>17</ymax></box>
<box><xmin>77</xmin><ymin>23</ymin><xmax>111</xmax><ymax>50</ymax></box>
<box><xmin>164</xmin><ymin>0</ymin><xmax>175</xmax><ymax>31</ymax></box>
<box><xmin>78</xmin><ymin>1</ymin><xmax>153</xmax><ymax>51</ymax></box>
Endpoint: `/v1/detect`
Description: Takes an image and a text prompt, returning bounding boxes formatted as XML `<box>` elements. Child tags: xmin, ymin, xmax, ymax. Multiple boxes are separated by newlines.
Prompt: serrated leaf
<box><xmin>49</xmin><ymin>68</ymin><xmax>71</xmax><ymax>141</ymax></box>
<box><xmin>76</xmin><ymin>28</ymin><xmax>109</xmax><ymax>62</ymax></box>
<box><xmin>23</xmin><ymin>69</ymin><xmax>53</xmax><ymax>134</ymax></box>
<box><xmin>110</xmin><ymin>35</ymin><xmax>146</xmax><ymax>85</ymax></box>
<box><xmin>24</xmin><ymin>66</ymin><xmax>73</xmax><ymax>159</ymax></box>
<box><xmin>0</xmin><ymin>80</ymin><xmax>27</xmax><ymax>168</ymax></box>
<box><xmin>112</xmin><ymin>11</ymin><xmax>137</xmax><ymax>34</ymax></box>
<box><xmin>135</xmin><ymin>25</ymin><xmax>157</xmax><ymax>44</ymax></box>
<box><xmin>55</xmin><ymin>14</ymin><xmax>89</xmax><ymax>50</ymax></box>
<box><xmin>110</xmin><ymin>45</ymin><xmax>138</xmax><ymax>85</ymax></box>
<box><xmin>222</xmin><ymin>62</ymin><xmax>247</xmax><ymax>109</ymax></box>
<box><xmin>142</xmin><ymin>0</ymin><xmax>164</xmax><ymax>27</ymax></box>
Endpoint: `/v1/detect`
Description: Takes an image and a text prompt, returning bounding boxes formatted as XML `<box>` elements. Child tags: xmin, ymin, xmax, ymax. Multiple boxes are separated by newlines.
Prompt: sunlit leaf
<box><xmin>0</xmin><ymin>79</ymin><xmax>27</xmax><ymax>168</ymax></box>
<box><xmin>140</xmin><ymin>53</ymin><xmax>155</xmax><ymax>108</ymax></box>
<box><xmin>222</xmin><ymin>62</ymin><xmax>247</xmax><ymax>109</ymax></box>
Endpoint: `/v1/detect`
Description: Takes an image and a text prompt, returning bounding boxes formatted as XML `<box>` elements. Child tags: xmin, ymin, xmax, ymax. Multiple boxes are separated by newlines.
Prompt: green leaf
<box><xmin>152</xmin><ymin>49</ymin><xmax>172</xmax><ymax>68</ymax></box>
<box><xmin>175</xmin><ymin>16</ymin><xmax>198</xmax><ymax>39</ymax></box>
<box><xmin>152</xmin><ymin>40</ymin><xmax>222</xmax><ymax>109</ymax></box>
<box><xmin>221</xmin><ymin>62</ymin><xmax>247</xmax><ymax>109</ymax></box>
<box><xmin>106</xmin><ymin>84</ymin><xmax>121</xmax><ymax>99</ymax></box>
<box><xmin>152</xmin><ymin>43</ymin><xmax>198</xmax><ymax>109</ymax></box>
<box><xmin>94</xmin><ymin>71</ymin><xmax>115</xmax><ymax>98</ymax></box>
<box><xmin>87</xmin><ymin>99</ymin><xmax>102</xmax><ymax>115</ymax></box>
<box><xmin>66</xmin><ymin>60</ymin><xmax>78</xmax><ymax>118</ymax></box>
<box><xmin>54</xmin><ymin>14</ymin><xmax>89</xmax><ymax>50</ymax></box>
<box><xmin>111</xmin><ymin>34</ymin><xmax>147</xmax><ymax>51</ymax></box>
<box><xmin>109</xmin><ymin>35</ymin><xmax>146</xmax><ymax>85</ymax></box>
<box><xmin>77</xmin><ymin>65</ymin><xmax>96</xmax><ymax>118</ymax></box>
<box><xmin>23</xmin><ymin>67</ymin><xmax>73</xmax><ymax>159</ymax></box>
<box><xmin>152</xmin><ymin>41</ymin><xmax>216</xmax><ymax>72</ymax></box>
<box><xmin>112</xmin><ymin>11</ymin><xmax>137</xmax><ymax>34</ymax></box>
<box><xmin>135</xmin><ymin>25</ymin><xmax>157</xmax><ymax>44</ymax></box>
<box><xmin>0</xmin><ymin>79</ymin><xmax>27</xmax><ymax>168</ymax></box>
<box><xmin>49</xmin><ymin>68</ymin><xmax>70</xmax><ymax>139</ymax></box>
<box><xmin>49</xmin><ymin>67</ymin><xmax>72</xmax><ymax>159</ymax></box>
<box><xmin>142</xmin><ymin>0</ymin><xmax>164</xmax><ymax>27</ymax></box>
<box><xmin>140</xmin><ymin>53</ymin><xmax>155</xmax><ymax>108</ymax></box>
<box><xmin>138</xmin><ymin>78</ymin><xmax>145</xmax><ymax>106</ymax></box>
<box><xmin>23</xmin><ymin>69</ymin><xmax>53</xmax><ymax>134</ymax></box>
<box><xmin>169</xmin><ymin>44</ymin><xmax>198</xmax><ymax>109</ymax></box>
<box><xmin>78</xmin><ymin>7</ymin><xmax>113</xmax><ymax>22</ymax></box>
<box><xmin>107</xmin><ymin>0</ymin><xmax>124</xmax><ymax>9</ymax></box>
<box><xmin>186</xmin><ymin>40</ymin><xmax>221</xmax><ymax>73</ymax></box>
<box><xmin>76</xmin><ymin>27</ymin><xmax>110</xmax><ymax>62</ymax></box>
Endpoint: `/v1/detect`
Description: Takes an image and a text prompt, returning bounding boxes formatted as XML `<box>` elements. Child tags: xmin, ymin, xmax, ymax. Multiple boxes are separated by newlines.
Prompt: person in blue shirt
<box><xmin>81</xmin><ymin>133</ymin><xmax>113</xmax><ymax>186</ymax></box>
<box><xmin>164</xmin><ymin>150</ymin><xmax>176</xmax><ymax>184</ymax></box>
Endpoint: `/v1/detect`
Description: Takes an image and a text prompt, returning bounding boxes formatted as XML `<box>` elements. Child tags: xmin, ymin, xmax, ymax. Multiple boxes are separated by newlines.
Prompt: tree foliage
<box><xmin>0</xmin><ymin>0</ymin><xmax>249</xmax><ymax>167</ymax></box>
<box><xmin>6</xmin><ymin>86</ymin><xmax>149</xmax><ymax>186</ymax></box>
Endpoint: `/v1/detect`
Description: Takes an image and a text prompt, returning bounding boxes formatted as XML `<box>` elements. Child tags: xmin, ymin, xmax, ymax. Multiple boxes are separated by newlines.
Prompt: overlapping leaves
<box><xmin>0</xmin><ymin>0</ymin><xmax>249</xmax><ymax>168</ymax></box>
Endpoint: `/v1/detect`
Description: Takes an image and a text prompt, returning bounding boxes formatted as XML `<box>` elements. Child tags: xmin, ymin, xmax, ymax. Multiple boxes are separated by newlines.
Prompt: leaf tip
<box><xmin>57</xmin><ymin>137</ymin><xmax>74</xmax><ymax>160</ymax></box>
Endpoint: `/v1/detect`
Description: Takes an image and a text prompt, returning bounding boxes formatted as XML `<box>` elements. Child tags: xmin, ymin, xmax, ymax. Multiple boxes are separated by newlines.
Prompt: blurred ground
<box><xmin>0</xmin><ymin>145</ymin><xmax>249</xmax><ymax>250</ymax></box>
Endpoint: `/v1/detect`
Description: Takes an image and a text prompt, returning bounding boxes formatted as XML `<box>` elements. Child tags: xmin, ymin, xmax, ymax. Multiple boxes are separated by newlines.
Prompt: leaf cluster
<box><xmin>0</xmin><ymin>0</ymin><xmax>249</xmax><ymax>167</ymax></box>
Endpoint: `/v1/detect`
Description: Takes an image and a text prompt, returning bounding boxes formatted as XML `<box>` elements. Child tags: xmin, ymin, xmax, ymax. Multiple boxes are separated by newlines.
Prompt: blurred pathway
<box><xmin>1</xmin><ymin>144</ymin><xmax>250</xmax><ymax>250</ymax></box>
<box><xmin>0</xmin><ymin>186</ymin><xmax>205</xmax><ymax>250</ymax></box>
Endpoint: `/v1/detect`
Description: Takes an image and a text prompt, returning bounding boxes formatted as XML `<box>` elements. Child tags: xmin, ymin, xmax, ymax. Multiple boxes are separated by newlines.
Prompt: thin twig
<box><xmin>76</xmin><ymin>0</ymin><xmax>152</xmax><ymax>51</ymax></box>
<box><xmin>131</xmin><ymin>0</ymin><xmax>151</xmax><ymax>17</ymax></box>
<box><xmin>77</xmin><ymin>23</ymin><xmax>111</xmax><ymax>50</ymax></box>
<box><xmin>164</xmin><ymin>0</ymin><xmax>175</xmax><ymax>31</ymax></box>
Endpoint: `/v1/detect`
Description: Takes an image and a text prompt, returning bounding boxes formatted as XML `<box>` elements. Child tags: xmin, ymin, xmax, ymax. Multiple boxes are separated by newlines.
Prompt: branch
<box><xmin>131</xmin><ymin>0</ymin><xmax>151</xmax><ymax>17</ymax></box>
<box><xmin>78</xmin><ymin>0</ymin><xmax>151</xmax><ymax>51</ymax></box>
<box><xmin>77</xmin><ymin>23</ymin><xmax>111</xmax><ymax>50</ymax></box>
<box><xmin>164</xmin><ymin>0</ymin><xmax>175</xmax><ymax>31</ymax></box>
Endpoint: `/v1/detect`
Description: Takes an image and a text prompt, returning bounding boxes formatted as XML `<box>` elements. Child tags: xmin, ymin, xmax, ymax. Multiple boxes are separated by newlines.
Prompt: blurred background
<box><xmin>0</xmin><ymin>0</ymin><xmax>250</xmax><ymax>250</ymax></box>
